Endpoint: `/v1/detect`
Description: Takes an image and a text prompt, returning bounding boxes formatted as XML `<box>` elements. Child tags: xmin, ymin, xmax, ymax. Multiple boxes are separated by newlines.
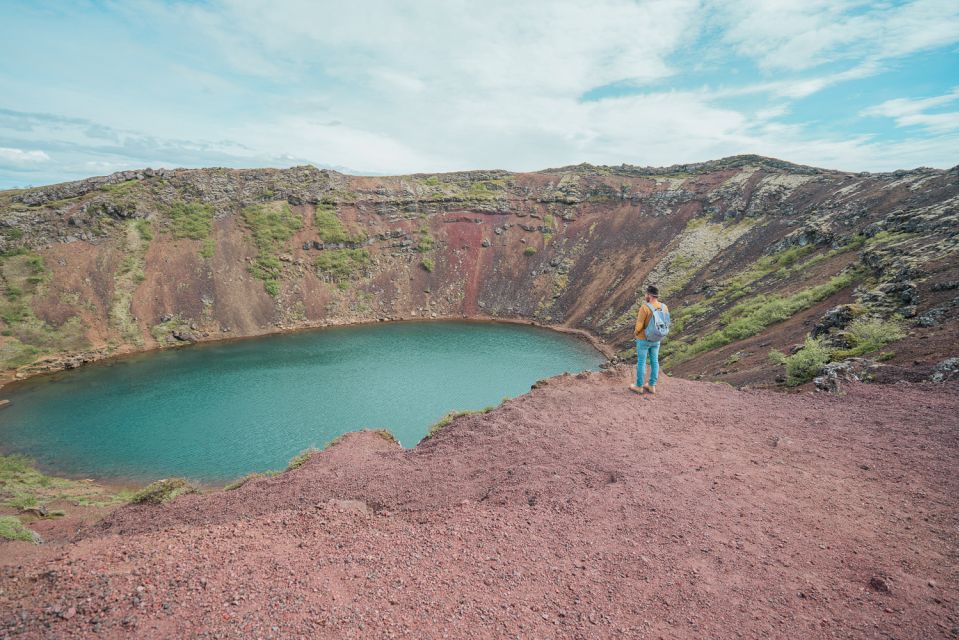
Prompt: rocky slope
<box><xmin>2</xmin><ymin>369</ymin><xmax>957</xmax><ymax>638</ymax></box>
<box><xmin>1</xmin><ymin>155</ymin><xmax>957</xmax><ymax>388</ymax></box>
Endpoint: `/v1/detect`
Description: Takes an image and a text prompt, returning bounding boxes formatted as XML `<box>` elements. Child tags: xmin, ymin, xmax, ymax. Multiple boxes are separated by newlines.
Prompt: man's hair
<box><xmin>646</xmin><ymin>285</ymin><xmax>659</xmax><ymax>297</ymax></box>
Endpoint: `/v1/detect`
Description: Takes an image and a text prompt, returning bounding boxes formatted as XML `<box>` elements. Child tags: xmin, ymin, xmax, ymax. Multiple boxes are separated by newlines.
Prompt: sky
<box><xmin>0</xmin><ymin>0</ymin><xmax>957</xmax><ymax>188</ymax></box>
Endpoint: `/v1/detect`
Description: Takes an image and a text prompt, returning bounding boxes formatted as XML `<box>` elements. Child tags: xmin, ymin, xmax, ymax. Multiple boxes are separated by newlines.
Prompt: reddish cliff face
<box><xmin>1</xmin><ymin>156</ymin><xmax>957</xmax><ymax>388</ymax></box>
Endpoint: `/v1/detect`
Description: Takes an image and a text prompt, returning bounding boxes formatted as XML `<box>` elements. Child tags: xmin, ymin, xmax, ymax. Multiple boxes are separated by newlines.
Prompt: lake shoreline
<box><xmin>0</xmin><ymin>315</ymin><xmax>614</xmax><ymax>394</ymax></box>
<box><xmin>0</xmin><ymin>320</ymin><xmax>606</xmax><ymax>484</ymax></box>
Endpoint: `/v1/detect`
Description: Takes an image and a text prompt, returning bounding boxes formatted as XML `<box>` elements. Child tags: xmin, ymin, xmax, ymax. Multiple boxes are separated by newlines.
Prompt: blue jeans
<box><xmin>635</xmin><ymin>339</ymin><xmax>660</xmax><ymax>387</ymax></box>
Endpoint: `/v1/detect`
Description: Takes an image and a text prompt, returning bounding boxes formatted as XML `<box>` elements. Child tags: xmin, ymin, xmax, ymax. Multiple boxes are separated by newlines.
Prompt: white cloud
<box><xmin>712</xmin><ymin>0</ymin><xmax>959</xmax><ymax>71</ymax></box>
<box><xmin>1</xmin><ymin>0</ymin><xmax>957</xmax><ymax>188</ymax></box>
<box><xmin>861</xmin><ymin>87</ymin><xmax>959</xmax><ymax>133</ymax></box>
<box><xmin>0</xmin><ymin>147</ymin><xmax>50</xmax><ymax>164</ymax></box>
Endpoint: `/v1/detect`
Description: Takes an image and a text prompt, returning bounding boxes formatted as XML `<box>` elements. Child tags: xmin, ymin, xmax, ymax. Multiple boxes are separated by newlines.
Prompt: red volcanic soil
<box><xmin>1</xmin><ymin>369</ymin><xmax>957</xmax><ymax>639</ymax></box>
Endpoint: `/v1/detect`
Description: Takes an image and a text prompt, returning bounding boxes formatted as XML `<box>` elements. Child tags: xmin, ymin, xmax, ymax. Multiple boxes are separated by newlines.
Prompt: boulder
<box><xmin>930</xmin><ymin>357</ymin><xmax>959</xmax><ymax>383</ymax></box>
<box><xmin>812</xmin><ymin>304</ymin><xmax>856</xmax><ymax>337</ymax></box>
<box><xmin>814</xmin><ymin>358</ymin><xmax>880</xmax><ymax>393</ymax></box>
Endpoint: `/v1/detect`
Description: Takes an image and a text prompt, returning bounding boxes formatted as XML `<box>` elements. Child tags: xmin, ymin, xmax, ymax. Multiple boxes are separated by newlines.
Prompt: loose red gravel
<box><xmin>1</xmin><ymin>368</ymin><xmax>957</xmax><ymax>639</ymax></box>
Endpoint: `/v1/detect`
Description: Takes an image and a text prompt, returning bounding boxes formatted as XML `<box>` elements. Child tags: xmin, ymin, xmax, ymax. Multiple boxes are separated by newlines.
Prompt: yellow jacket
<box><xmin>635</xmin><ymin>300</ymin><xmax>667</xmax><ymax>341</ymax></box>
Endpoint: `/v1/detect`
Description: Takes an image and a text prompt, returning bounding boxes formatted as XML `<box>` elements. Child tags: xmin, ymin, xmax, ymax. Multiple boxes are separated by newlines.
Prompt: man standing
<box><xmin>630</xmin><ymin>285</ymin><xmax>669</xmax><ymax>395</ymax></box>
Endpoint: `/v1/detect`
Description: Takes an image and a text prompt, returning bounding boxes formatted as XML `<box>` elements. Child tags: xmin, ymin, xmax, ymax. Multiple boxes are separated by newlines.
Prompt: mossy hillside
<box><xmin>314</xmin><ymin>204</ymin><xmax>366</xmax><ymax>244</ymax></box>
<box><xmin>653</xmin><ymin>238</ymin><xmax>863</xmax><ymax>344</ymax></box>
<box><xmin>769</xmin><ymin>317</ymin><xmax>906</xmax><ymax>385</ymax></box>
<box><xmin>663</xmin><ymin>270</ymin><xmax>859</xmax><ymax>365</ymax></box>
<box><xmin>315</xmin><ymin>248</ymin><xmax>371</xmax><ymax>288</ymax></box>
<box><xmin>0</xmin><ymin>252</ymin><xmax>90</xmax><ymax>369</ymax></box>
<box><xmin>605</xmin><ymin>217</ymin><xmax>758</xmax><ymax>333</ymax></box>
<box><xmin>166</xmin><ymin>202</ymin><xmax>217</xmax><ymax>260</ymax></box>
<box><xmin>242</xmin><ymin>202</ymin><xmax>304</xmax><ymax>296</ymax></box>
<box><xmin>150</xmin><ymin>313</ymin><xmax>194</xmax><ymax>344</ymax></box>
<box><xmin>109</xmin><ymin>220</ymin><xmax>150</xmax><ymax>346</ymax></box>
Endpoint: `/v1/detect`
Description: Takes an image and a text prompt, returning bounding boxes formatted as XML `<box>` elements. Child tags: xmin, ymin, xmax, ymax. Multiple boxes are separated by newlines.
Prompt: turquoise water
<box><xmin>0</xmin><ymin>321</ymin><xmax>604</xmax><ymax>483</ymax></box>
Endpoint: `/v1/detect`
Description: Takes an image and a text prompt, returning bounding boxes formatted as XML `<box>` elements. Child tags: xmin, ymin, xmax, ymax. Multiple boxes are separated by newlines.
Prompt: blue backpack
<box><xmin>645</xmin><ymin>302</ymin><xmax>671</xmax><ymax>342</ymax></box>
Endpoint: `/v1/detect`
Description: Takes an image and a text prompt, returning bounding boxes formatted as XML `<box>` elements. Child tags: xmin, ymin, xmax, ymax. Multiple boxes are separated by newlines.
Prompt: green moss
<box><xmin>864</xmin><ymin>230</ymin><xmax>916</xmax><ymax>247</ymax></box>
<box><xmin>109</xmin><ymin>220</ymin><xmax>150</xmax><ymax>346</ymax></box>
<box><xmin>241</xmin><ymin>202</ymin><xmax>303</xmax><ymax>296</ymax></box>
<box><xmin>834</xmin><ymin>316</ymin><xmax>906</xmax><ymax>358</ymax></box>
<box><xmin>313</xmin><ymin>204</ymin><xmax>366</xmax><ymax>245</ymax></box>
<box><xmin>415</xmin><ymin>226</ymin><xmax>435</xmax><ymax>252</ymax></box>
<box><xmin>373</xmin><ymin>429</ymin><xmax>399</xmax><ymax>444</ymax></box>
<box><xmin>223</xmin><ymin>470</ymin><xmax>279</xmax><ymax>491</ymax></box>
<box><xmin>130</xmin><ymin>478</ymin><xmax>198</xmax><ymax>505</ymax></box>
<box><xmin>0</xmin><ymin>339</ymin><xmax>41</xmax><ymax>368</ymax></box>
<box><xmin>199</xmin><ymin>237</ymin><xmax>215</xmax><ymax>259</ymax></box>
<box><xmin>169</xmin><ymin>202</ymin><xmax>215</xmax><ymax>240</ymax></box>
<box><xmin>99</xmin><ymin>179</ymin><xmax>139</xmax><ymax>194</ymax></box>
<box><xmin>668</xmin><ymin>271</ymin><xmax>858</xmax><ymax>365</ymax></box>
<box><xmin>0</xmin><ymin>252</ymin><xmax>90</xmax><ymax>366</ymax></box>
<box><xmin>424</xmin><ymin>405</ymin><xmax>495</xmax><ymax>440</ymax></box>
<box><xmin>315</xmin><ymin>248</ymin><xmax>371</xmax><ymax>284</ymax></box>
<box><xmin>0</xmin><ymin>454</ymin><xmax>131</xmax><ymax>513</ymax></box>
<box><xmin>0</xmin><ymin>515</ymin><xmax>38</xmax><ymax>542</ymax></box>
<box><xmin>134</xmin><ymin>219</ymin><xmax>153</xmax><ymax>241</ymax></box>
<box><xmin>770</xmin><ymin>336</ymin><xmax>833</xmax><ymax>386</ymax></box>
<box><xmin>466</xmin><ymin>181</ymin><xmax>497</xmax><ymax>200</ymax></box>
<box><xmin>286</xmin><ymin>447</ymin><xmax>320</xmax><ymax>470</ymax></box>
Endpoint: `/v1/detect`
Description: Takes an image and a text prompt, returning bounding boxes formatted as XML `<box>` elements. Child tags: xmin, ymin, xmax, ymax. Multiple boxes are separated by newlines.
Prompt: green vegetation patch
<box><xmin>315</xmin><ymin>248</ymin><xmax>371</xmax><ymax>287</ymax></box>
<box><xmin>99</xmin><ymin>179</ymin><xmax>140</xmax><ymax>195</ymax></box>
<box><xmin>524</xmin><ymin>246</ymin><xmax>537</xmax><ymax>256</ymax></box>
<box><xmin>0</xmin><ymin>252</ymin><xmax>91</xmax><ymax>368</ymax></box>
<box><xmin>314</xmin><ymin>204</ymin><xmax>366</xmax><ymax>244</ymax></box>
<box><xmin>242</xmin><ymin>202</ymin><xmax>304</xmax><ymax>296</ymax></box>
<box><xmin>767</xmin><ymin>316</ymin><xmax>906</xmax><ymax>386</ymax></box>
<box><xmin>0</xmin><ymin>515</ymin><xmax>38</xmax><ymax>543</ymax></box>
<box><xmin>768</xmin><ymin>316</ymin><xmax>905</xmax><ymax>386</ymax></box>
<box><xmin>0</xmin><ymin>454</ymin><xmax>132</xmax><ymax>514</ymax></box>
<box><xmin>286</xmin><ymin>447</ymin><xmax>320</xmax><ymax>470</ymax></box>
<box><xmin>169</xmin><ymin>202</ymin><xmax>215</xmax><ymax>240</ymax></box>
<box><xmin>835</xmin><ymin>316</ymin><xmax>906</xmax><ymax>358</ymax></box>
<box><xmin>770</xmin><ymin>336</ymin><xmax>834</xmax><ymax>386</ymax></box>
<box><xmin>666</xmin><ymin>271</ymin><xmax>858</xmax><ymax>365</ymax></box>
<box><xmin>421</xmin><ymin>257</ymin><xmax>435</xmax><ymax>272</ymax></box>
<box><xmin>134</xmin><ymin>218</ymin><xmax>154</xmax><ymax>241</ymax></box>
<box><xmin>109</xmin><ymin>220</ymin><xmax>151</xmax><ymax>346</ymax></box>
<box><xmin>425</xmin><ymin>406</ymin><xmax>495</xmax><ymax>440</ymax></box>
<box><xmin>224</xmin><ymin>470</ymin><xmax>279</xmax><ymax>491</ymax></box>
<box><xmin>130</xmin><ymin>478</ymin><xmax>198</xmax><ymax>505</ymax></box>
<box><xmin>416</xmin><ymin>225</ymin><xmax>435</xmax><ymax>252</ymax></box>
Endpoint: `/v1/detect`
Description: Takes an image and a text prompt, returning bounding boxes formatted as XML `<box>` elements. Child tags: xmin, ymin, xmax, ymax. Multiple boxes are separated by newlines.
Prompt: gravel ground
<box><xmin>1</xmin><ymin>367</ymin><xmax>957</xmax><ymax>639</ymax></box>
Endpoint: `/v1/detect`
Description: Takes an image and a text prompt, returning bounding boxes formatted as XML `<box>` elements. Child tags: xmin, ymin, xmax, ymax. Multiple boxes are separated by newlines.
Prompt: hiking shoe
<box><xmin>629</xmin><ymin>384</ymin><xmax>644</xmax><ymax>394</ymax></box>
<box><xmin>646</xmin><ymin>385</ymin><xmax>656</xmax><ymax>395</ymax></box>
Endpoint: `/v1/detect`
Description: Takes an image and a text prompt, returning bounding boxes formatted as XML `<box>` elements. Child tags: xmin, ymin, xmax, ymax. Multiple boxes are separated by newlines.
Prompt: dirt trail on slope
<box><xmin>1</xmin><ymin>369</ymin><xmax>957</xmax><ymax>639</ymax></box>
